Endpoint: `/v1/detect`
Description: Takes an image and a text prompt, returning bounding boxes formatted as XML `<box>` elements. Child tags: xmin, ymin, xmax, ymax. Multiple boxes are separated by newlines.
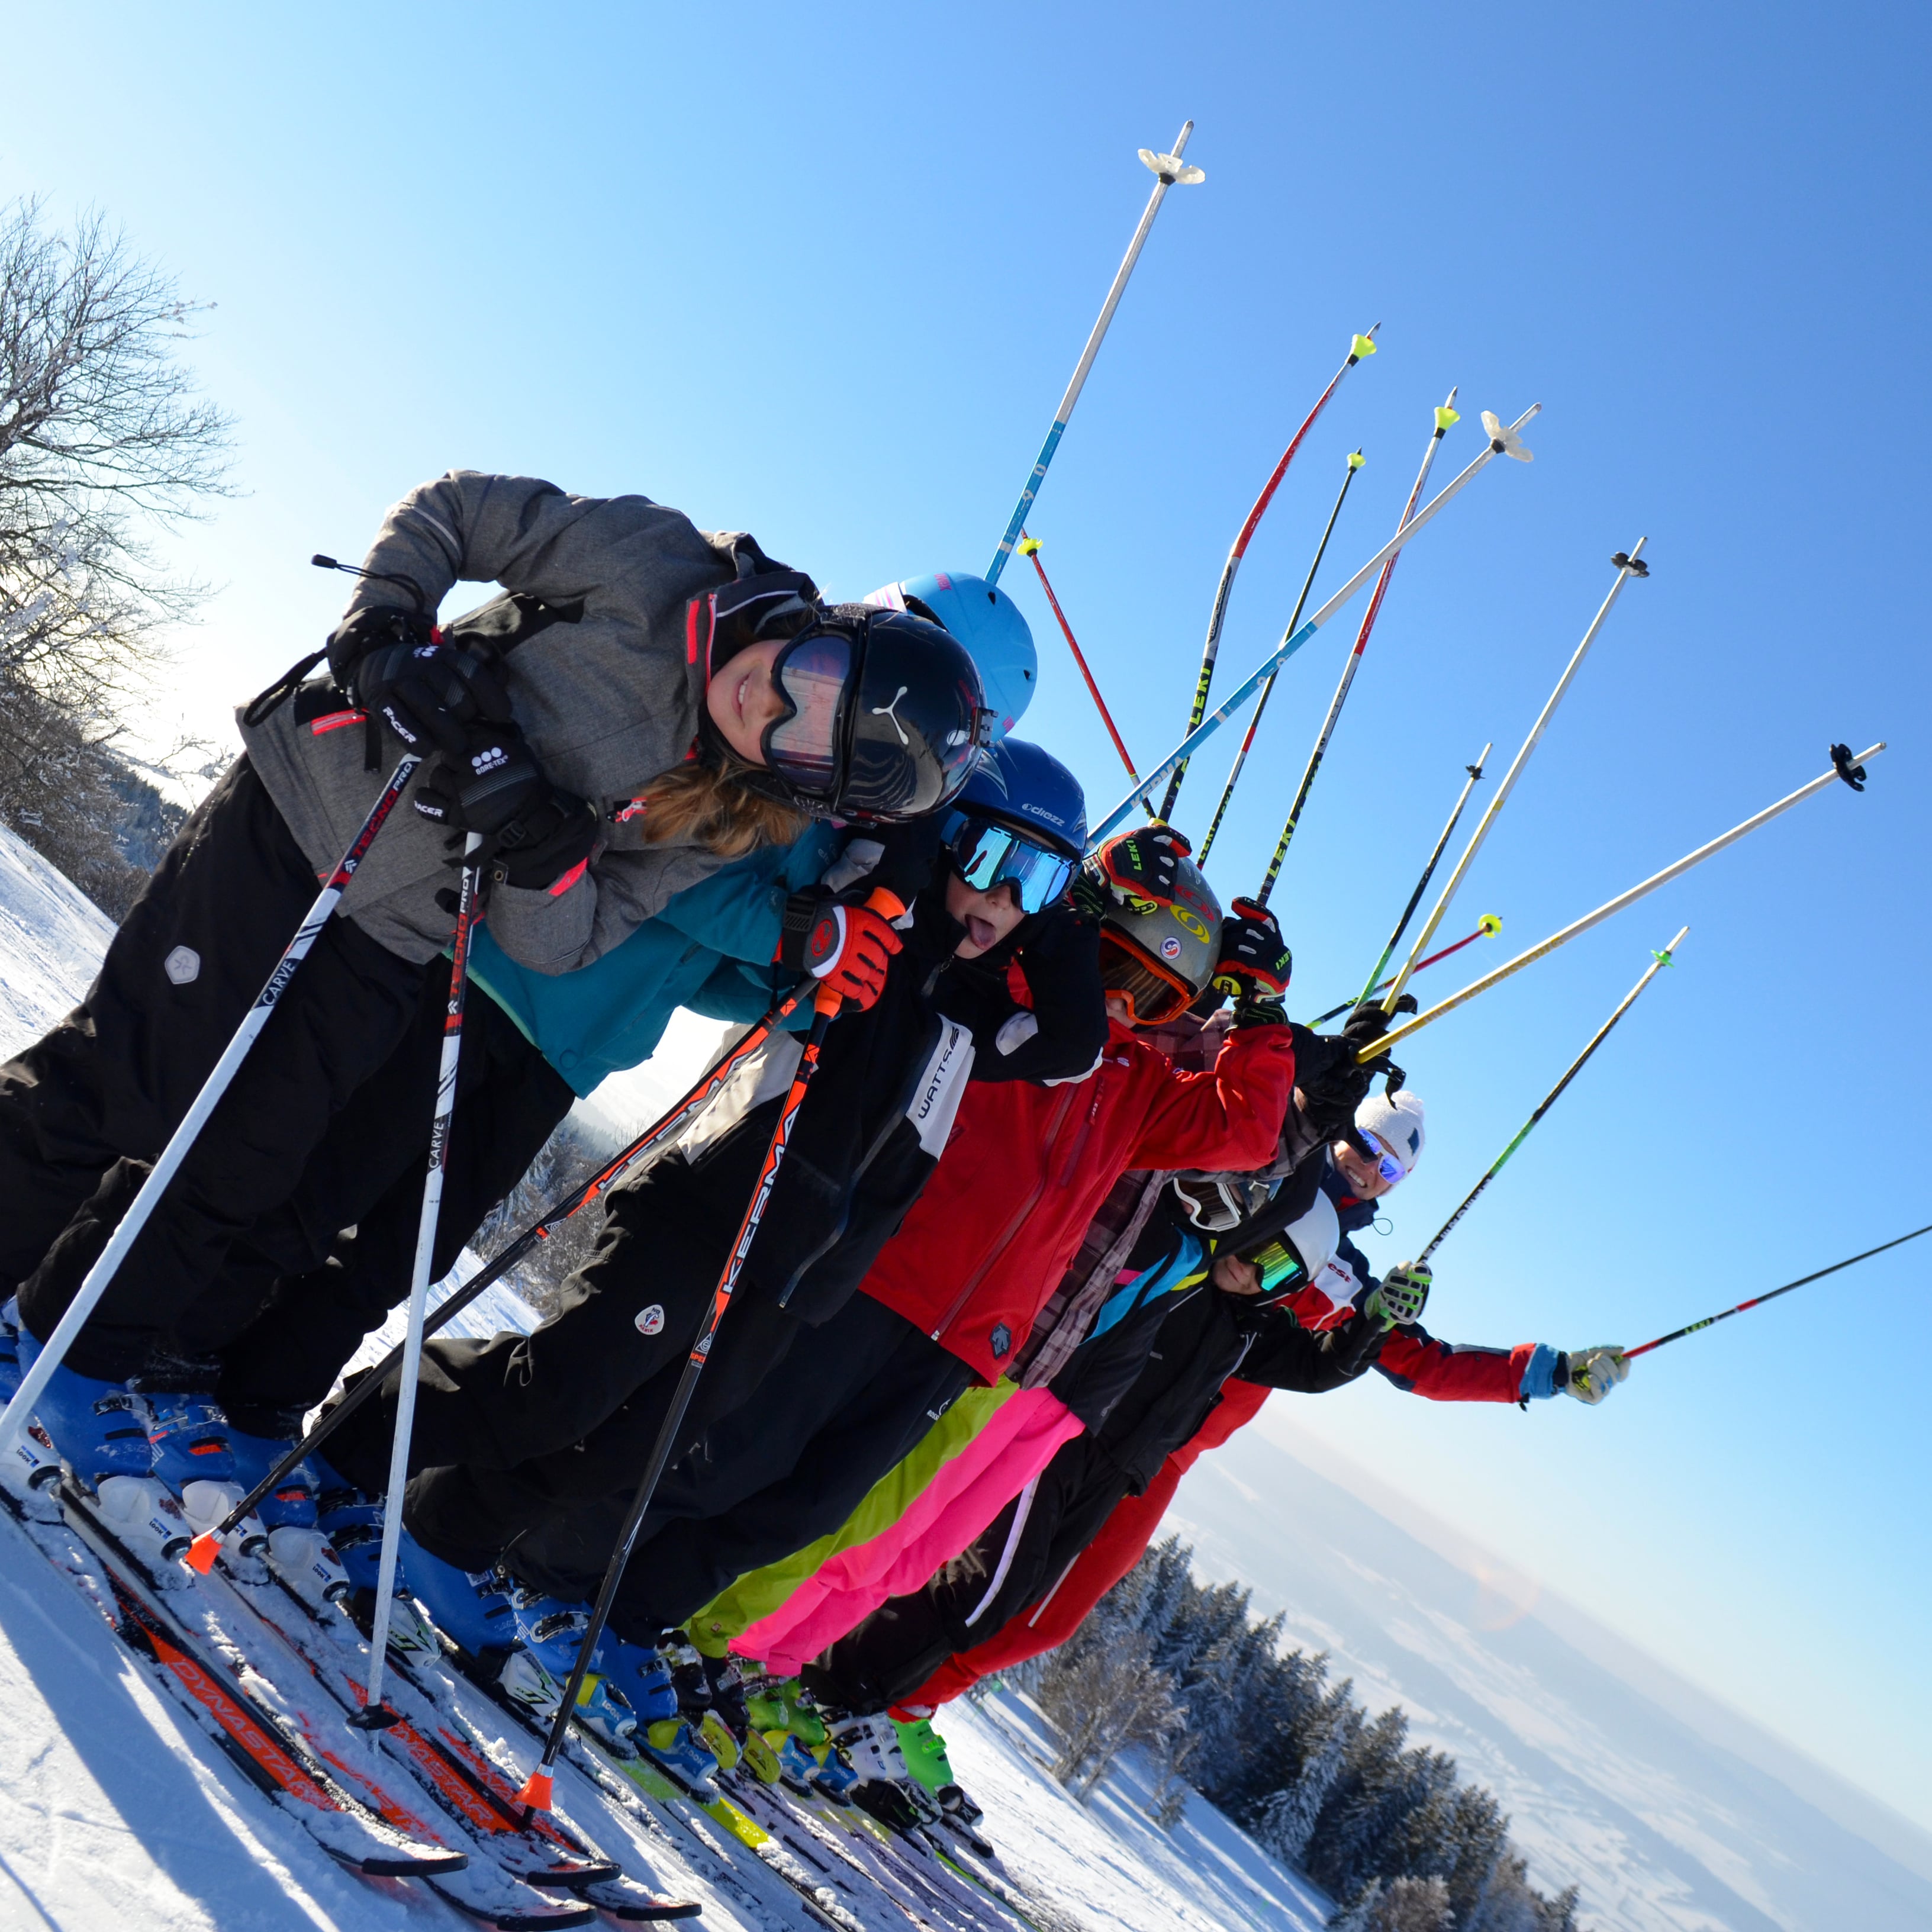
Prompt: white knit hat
<box><xmin>1356</xmin><ymin>1089</ymin><xmax>1426</xmax><ymax>1174</ymax></box>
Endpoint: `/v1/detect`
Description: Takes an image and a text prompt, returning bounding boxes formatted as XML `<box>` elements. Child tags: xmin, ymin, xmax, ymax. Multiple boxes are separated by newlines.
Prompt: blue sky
<box><xmin>6</xmin><ymin>1</ymin><xmax>1927</xmax><ymax>1832</ymax></box>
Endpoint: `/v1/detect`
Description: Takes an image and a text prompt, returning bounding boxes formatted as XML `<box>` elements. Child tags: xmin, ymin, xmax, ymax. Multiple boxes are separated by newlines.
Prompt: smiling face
<box><xmin>1331</xmin><ymin>1134</ymin><xmax>1396</xmax><ymax>1199</ymax></box>
<box><xmin>945</xmin><ymin>867</ymin><xmax>1027</xmax><ymax>959</ymax></box>
<box><xmin>1212</xmin><ymin>1252</ymin><xmax>1263</xmax><ymax>1297</ymax></box>
<box><xmin>703</xmin><ymin>635</ymin><xmax>790</xmax><ymax>764</ymax></box>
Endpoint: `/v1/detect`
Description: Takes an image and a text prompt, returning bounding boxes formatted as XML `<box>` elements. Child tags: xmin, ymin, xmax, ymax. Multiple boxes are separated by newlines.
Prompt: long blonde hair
<box><xmin>629</xmin><ymin>758</ymin><xmax>807</xmax><ymax>858</ymax></box>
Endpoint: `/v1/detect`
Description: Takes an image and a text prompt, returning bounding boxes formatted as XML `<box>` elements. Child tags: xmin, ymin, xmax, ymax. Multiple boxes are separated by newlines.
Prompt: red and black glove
<box><xmin>779</xmin><ymin>894</ymin><xmax>904</xmax><ymax>1012</ymax></box>
<box><xmin>1094</xmin><ymin>823</ymin><xmax>1192</xmax><ymax>915</ymax></box>
<box><xmin>1212</xmin><ymin>897</ymin><xmax>1293</xmax><ymax>1000</ymax></box>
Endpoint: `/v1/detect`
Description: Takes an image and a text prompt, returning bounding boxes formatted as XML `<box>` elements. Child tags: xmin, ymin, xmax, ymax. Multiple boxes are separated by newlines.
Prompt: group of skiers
<box><xmin>0</xmin><ymin>469</ymin><xmax>1629</xmax><ymax>1840</ymax></box>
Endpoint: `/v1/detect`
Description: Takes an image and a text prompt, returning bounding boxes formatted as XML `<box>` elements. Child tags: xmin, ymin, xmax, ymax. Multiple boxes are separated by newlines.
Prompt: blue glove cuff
<box><xmin>1518</xmin><ymin>1343</ymin><xmax>1561</xmax><ymax>1402</ymax></box>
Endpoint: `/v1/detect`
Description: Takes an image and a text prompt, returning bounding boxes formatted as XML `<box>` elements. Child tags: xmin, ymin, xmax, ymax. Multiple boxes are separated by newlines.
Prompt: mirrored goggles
<box><xmin>939</xmin><ymin>812</ymin><xmax>1077</xmax><ymax>916</ymax></box>
<box><xmin>1097</xmin><ymin>932</ymin><xmax>1195</xmax><ymax>1027</ymax></box>
<box><xmin>1353</xmin><ymin>1131</ymin><xmax>1406</xmax><ymax>1188</ymax></box>
<box><xmin>762</xmin><ymin>625</ymin><xmax>856</xmax><ymax>798</ymax></box>
<box><xmin>1248</xmin><ymin>1239</ymin><xmax>1309</xmax><ymax>1297</ymax></box>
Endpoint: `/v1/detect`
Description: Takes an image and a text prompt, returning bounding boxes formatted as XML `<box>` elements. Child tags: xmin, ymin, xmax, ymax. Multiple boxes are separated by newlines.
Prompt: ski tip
<box><xmin>517</xmin><ymin>1768</ymin><xmax>555</xmax><ymax>1812</ymax></box>
<box><xmin>1479</xmin><ymin>914</ymin><xmax>1503</xmax><ymax>936</ymax></box>
<box><xmin>185</xmin><ymin>1532</ymin><xmax>221</xmax><ymax>1573</ymax></box>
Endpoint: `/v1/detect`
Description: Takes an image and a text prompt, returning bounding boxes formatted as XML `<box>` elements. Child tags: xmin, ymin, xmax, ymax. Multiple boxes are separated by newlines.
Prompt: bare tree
<box><xmin>0</xmin><ymin>198</ymin><xmax>233</xmax><ymax>912</ymax></box>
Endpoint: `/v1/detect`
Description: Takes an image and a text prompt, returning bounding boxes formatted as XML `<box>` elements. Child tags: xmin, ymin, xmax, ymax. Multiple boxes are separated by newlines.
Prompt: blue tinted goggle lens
<box><xmin>1357</xmin><ymin>1134</ymin><xmax>1405</xmax><ymax>1187</ymax></box>
<box><xmin>942</xmin><ymin>814</ymin><xmax>1075</xmax><ymax>915</ymax></box>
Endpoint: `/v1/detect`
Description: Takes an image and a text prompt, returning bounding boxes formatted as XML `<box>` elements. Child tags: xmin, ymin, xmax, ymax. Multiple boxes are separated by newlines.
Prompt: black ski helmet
<box><xmin>697</xmin><ymin>583</ymin><xmax>989</xmax><ymax>821</ymax></box>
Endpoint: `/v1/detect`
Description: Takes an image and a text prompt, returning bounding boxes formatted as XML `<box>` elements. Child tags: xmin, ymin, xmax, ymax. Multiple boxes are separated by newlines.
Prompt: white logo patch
<box><xmin>906</xmin><ymin>1019</ymin><xmax>976</xmax><ymax>1157</ymax></box>
<box><xmin>870</xmin><ymin>686</ymin><xmax>911</xmax><ymax>745</ymax></box>
<box><xmin>1160</xmin><ymin>934</ymin><xmax>1183</xmax><ymax>961</ymax></box>
<box><xmin>163</xmin><ymin>945</ymin><xmax>201</xmax><ymax>986</ymax></box>
<box><xmin>634</xmin><ymin>1304</ymin><xmax>666</xmax><ymax>1337</ymax></box>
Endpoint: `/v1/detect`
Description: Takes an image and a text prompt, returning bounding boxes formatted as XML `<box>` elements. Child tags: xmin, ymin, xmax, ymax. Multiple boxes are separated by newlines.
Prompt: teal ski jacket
<box><xmin>467</xmin><ymin>824</ymin><xmax>840</xmax><ymax>1097</ymax></box>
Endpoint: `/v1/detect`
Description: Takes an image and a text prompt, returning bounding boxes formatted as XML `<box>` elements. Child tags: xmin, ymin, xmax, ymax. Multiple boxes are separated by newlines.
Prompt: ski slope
<box><xmin>0</xmin><ymin>825</ymin><xmax>1331</xmax><ymax>1932</ymax></box>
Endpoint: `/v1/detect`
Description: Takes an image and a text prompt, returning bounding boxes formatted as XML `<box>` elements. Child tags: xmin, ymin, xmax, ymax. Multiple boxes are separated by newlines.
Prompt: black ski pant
<box><xmin>207</xmin><ymin>977</ymin><xmax>572</xmax><ymax>1435</ymax></box>
<box><xmin>0</xmin><ymin>759</ymin><xmax>427</xmax><ymax>1380</ymax></box>
<box><xmin>326</xmin><ymin>1100</ymin><xmax>803</xmax><ymax>1506</ymax></box>
<box><xmin>803</xmin><ymin>1430</ymin><xmax>1133</xmax><ymax>1715</ymax></box>
<box><xmin>408</xmin><ymin>1292</ymin><xmax>969</xmax><ymax>1646</ymax></box>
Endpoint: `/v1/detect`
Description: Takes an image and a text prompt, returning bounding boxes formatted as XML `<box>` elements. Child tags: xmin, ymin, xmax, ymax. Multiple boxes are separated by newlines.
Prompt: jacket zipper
<box><xmin>929</xmin><ymin>1081</ymin><xmax>1081</xmax><ymax>1345</ymax></box>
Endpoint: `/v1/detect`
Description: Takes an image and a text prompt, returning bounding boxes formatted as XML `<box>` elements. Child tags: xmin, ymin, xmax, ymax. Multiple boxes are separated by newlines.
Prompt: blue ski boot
<box><xmin>311</xmin><ymin>1455</ymin><xmax>436</xmax><ymax>1655</ymax></box>
<box><xmin>497</xmin><ymin>1590</ymin><xmax>641</xmax><ymax>1756</ymax></box>
<box><xmin>0</xmin><ymin>1300</ymin><xmax>61</xmax><ymax>1498</ymax></box>
<box><xmin>228</xmin><ymin>1431</ymin><xmax>346</xmax><ymax>1610</ymax></box>
<box><xmin>594</xmin><ymin>1632</ymin><xmax>680</xmax><ymax>1727</ymax></box>
<box><xmin>403</xmin><ymin>1538</ymin><xmax>519</xmax><ymax>1661</ymax></box>
<box><xmin>639</xmin><ymin>1715</ymin><xmax>720</xmax><ymax>1792</ymax></box>
<box><xmin>146</xmin><ymin>1392</ymin><xmax>263</xmax><ymax>1550</ymax></box>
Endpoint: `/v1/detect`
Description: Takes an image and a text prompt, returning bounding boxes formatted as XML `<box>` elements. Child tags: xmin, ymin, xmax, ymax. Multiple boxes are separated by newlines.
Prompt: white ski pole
<box><xmin>1353</xmin><ymin>745</ymin><xmax>1885</xmax><ymax>1063</ymax></box>
<box><xmin>1381</xmin><ymin>536</ymin><xmax>1648</xmax><ymax>1012</ymax></box>
<box><xmin>1088</xmin><ymin>405</ymin><xmax>1541</xmax><ymax>848</ymax></box>
<box><xmin>986</xmin><ymin>124</ymin><xmax>1205</xmax><ymax>584</ymax></box>
<box><xmin>0</xmin><ymin>756</ymin><xmax>423</xmax><ymax>1456</ymax></box>
<box><xmin>355</xmin><ymin>832</ymin><xmax>484</xmax><ymax>1721</ymax></box>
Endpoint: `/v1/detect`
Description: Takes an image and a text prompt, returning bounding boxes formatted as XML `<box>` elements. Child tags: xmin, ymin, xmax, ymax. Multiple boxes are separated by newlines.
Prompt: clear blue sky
<box><xmin>6</xmin><ymin>0</ymin><xmax>1927</xmax><ymax>1830</ymax></box>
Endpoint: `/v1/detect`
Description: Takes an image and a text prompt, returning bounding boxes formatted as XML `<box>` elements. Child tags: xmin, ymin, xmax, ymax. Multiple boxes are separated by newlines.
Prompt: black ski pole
<box><xmin>0</xmin><ymin>752</ymin><xmax>424</xmax><ymax>1458</ymax></box>
<box><xmin>515</xmin><ymin>886</ymin><xmax>905</xmax><ymax>1814</ymax></box>
<box><xmin>1625</xmin><ymin>1225</ymin><xmax>1932</xmax><ymax>1359</ymax></box>
<box><xmin>189</xmin><ymin>978</ymin><xmax>822</xmax><ymax>1567</ymax></box>
<box><xmin>1415</xmin><ymin>927</ymin><xmax>1686</xmax><ymax>1267</ymax></box>
<box><xmin>1196</xmin><ymin>451</ymin><xmax>1364</xmax><ymax>863</ymax></box>
<box><xmin>1344</xmin><ymin>746</ymin><xmax>1490</xmax><ymax>1013</ymax></box>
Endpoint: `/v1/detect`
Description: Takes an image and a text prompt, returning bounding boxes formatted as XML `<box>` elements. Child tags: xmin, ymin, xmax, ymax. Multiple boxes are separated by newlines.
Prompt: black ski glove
<box><xmin>1093</xmin><ymin>824</ymin><xmax>1192</xmax><ymax>915</ymax></box>
<box><xmin>353</xmin><ymin>633</ymin><xmax>519</xmax><ymax>758</ymax></box>
<box><xmin>1212</xmin><ymin>897</ymin><xmax>1293</xmax><ymax>1000</ymax></box>
<box><xmin>414</xmin><ymin>719</ymin><xmax>598</xmax><ymax>891</ymax></box>
<box><xmin>326</xmin><ymin>605</ymin><xmax>434</xmax><ymax>691</ymax></box>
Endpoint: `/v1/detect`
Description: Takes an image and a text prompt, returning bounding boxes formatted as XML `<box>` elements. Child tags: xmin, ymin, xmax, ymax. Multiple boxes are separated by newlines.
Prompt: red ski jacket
<box><xmin>859</xmin><ymin>1019</ymin><xmax>1294</xmax><ymax>1385</ymax></box>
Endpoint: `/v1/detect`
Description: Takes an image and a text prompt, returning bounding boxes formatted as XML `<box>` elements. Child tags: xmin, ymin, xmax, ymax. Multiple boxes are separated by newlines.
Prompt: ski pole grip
<box><xmin>812</xmin><ymin>887</ymin><xmax>907</xmax><ymax>1017</ymax></box>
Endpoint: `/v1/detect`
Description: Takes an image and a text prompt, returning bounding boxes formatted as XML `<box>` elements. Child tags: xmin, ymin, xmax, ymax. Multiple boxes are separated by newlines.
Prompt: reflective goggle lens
<box><xmin>1250</xmin><ymin>1240</ymin><xmax>1307</xmax><ymax>1295</ymax></box>
<box><xmin>941</xmin><ymin>813</ymin><xmax>1076</xmax><ymax>915</ymax></box>
<box><xmin>1097</xmin><ymin>933</ymin><xmax>1193</xmax><ymax>1025</ymax></box>
<box><xmin>764</xmin><ymin>630</ymin><xmax>854</xmax><ymax>794</ymax></box>
<box><xmin>1358</xmin><ymin>1134</ymin><xmax>1405</xmax><ymax>1187</ymax></box>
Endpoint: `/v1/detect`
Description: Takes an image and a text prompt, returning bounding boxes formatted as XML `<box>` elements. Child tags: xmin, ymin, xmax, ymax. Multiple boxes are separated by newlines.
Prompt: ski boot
<box><xmin>659</xmin><ymin>1631</ymin><xmax>738</xmax><ymax>1770</ymax></box>
<box><xmin>747</xmin><ymin>1673</ymin><xmax>829</xmax><ymax>1749</ymax></box>
<box><xmin>313</xmin><ymin>1456</ymin><xmax>438</xmax><ymax>1657</ymax></box>
<box><xmin>403</xmin><ymin>1541</ymin><xmax>519</xmax><ymax>1661</ymax></box>
<box><xmin>17</xmin><ymin>1337</ymin><xmax>191</xmax><ymax>1573</ymax></box>
<box><xmin>594</xmin><ymin>1632</ymin><xmax>680</xmax><ymax>1728</ymax></box>
<box><xmin>0</xmin><ymin>1301</ymin><xmax>62</xmax><ymax>1500</ymax></box>
<box><xmin>895</xmin><ymin>1714</ymin><xmax>991</xmax><ymax>1850</ymax></box>
<box><xmin>639</xmin><ymin>1716</ymin><xmax>720</xmax><ymax>1792</ymax></box>
<box><xmin>226</xmin><ymin>1429</ymin><xmax>349</xmax><ymax>1611</ymax></box>
<box><xmin>699</xmin><ymin>1647</ymin><xmax>780</xmax><ymax>1782</ymax></box>
<box><xmin>147</xmin><ymin>1392</ymin><xmax>267</xmax><ymax>1553</ymax></box>
<box><xmin>823</xmin><ymin>1709</ymin><xmax>943</xmax><ymax>1833</ymax></box>
<box><xmin>497</xmin><ymin>1591</ymin><xmax>642</xmax><ymax>1757</ymax></box>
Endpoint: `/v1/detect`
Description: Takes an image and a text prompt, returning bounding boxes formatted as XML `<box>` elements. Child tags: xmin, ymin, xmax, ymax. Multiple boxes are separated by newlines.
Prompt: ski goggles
<box><xmin>761</xmin><ymin>623</ymin><xmax>859</xmax><ymax>802</ymax></box>
<box><xmin>1248</xmin><ymin>1239</ymin><xmax>1310</xmax><ymax>1297</ymax></box>
<box><xmin>1097</xmin><ymin>930</ymin><xmax>1197</xmax><ymax>1027</ymax></box>
<box><xmin>1350</xmin><ymin>1131</ymin><xmax>1406</xmax><ymax>1189</ymax></box>
<box><xmin>1173</xmin><ymin>1173</ymin><xmax>1272</xmax><ymax>1233</ymax></box>
<box><xmin>939</xmin><ymin>810</ymin><xmax>1077</xmax><ymax>916</ymax></box>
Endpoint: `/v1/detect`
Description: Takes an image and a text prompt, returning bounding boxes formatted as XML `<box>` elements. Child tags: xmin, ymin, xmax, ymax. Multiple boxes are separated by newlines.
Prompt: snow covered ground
<box><xmin>0</xmin><ymin>822</ymin><xmax>117</xmax><ymax>1060</ymax></box>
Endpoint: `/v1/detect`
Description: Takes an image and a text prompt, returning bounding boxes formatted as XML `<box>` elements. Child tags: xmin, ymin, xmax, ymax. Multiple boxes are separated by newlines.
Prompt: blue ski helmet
<box><xmin>939</xmin><ymin>738</ymin><xmax>1086</xmax><ymax>916</ymax></box>
<box><xmin>863</xmin><ymin>572</ymin><xmax>1036</xmax><ymax>742</ymax></box>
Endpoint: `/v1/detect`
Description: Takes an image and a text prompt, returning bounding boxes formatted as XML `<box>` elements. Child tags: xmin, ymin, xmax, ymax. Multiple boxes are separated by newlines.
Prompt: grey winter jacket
<box><xmin>238</xmin><ymin>471</ymin><xmax>798</xmax><ymax>970</ymax></box>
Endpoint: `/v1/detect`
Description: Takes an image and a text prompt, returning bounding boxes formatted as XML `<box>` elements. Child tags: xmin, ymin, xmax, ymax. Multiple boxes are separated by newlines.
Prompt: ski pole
<box><xmin>1310</xmin><ymin>916</ymin><xmax>1501</xmax><ymax>1027</ymax></box>
<box><xmin>1089</xmin><ymin>405</ymin><xmax>1540</xmax><ymax>849</ymax></box>
<box><xmin>987</xmin><ymin>126</ymin><xmax>1203</xmax><ymax>585</ymax></box>
<box><xmin>1624</xmin><ymin>1225</ymin><xmax>1932</xmax><ymax>1360</ymax></box>
<box><xmin>1197</xmin><ymin>451</ymin><xmax>1366</xmax><ymax>862</ymax></box>
<box><xmin>354</xmin><ymin>833</ymin><xmax>483</xmax><ymax>1724</ymax></box>
<box><xmin>1351</xmin><ymin>743</ymin><xmax>1885</xmax><ymax>1064</ymax></box>
<box><xmin>1158</xmin><ymin>328</ymin><xmax>1379</xmax><ymax>822</ymax></box>
<box><xmin>516</xmin><ymin>886</ymin><xmax>906</xmax><ymax>1814</ymax></box>
<box><xmin>1257</xmin><ymin>393</ymin><xmax>1461</xmax><ymax>905</ymax></box>
<box><xmin>188</xmin><ymin>981</ymin><xmax>823</xmax><ymax>1564</ymax></box>
<box><xmin>1019</xmin><ymin>534</ymin><xmax>1150</xmax><ymax>809</ymax></box>
<box><xmin>1348</xmin><ymin>747</ymin><xmax>1491</xmax><ymax>1010</ymax></box>
<box><xmin>1381</xmin><ymin>542</ymin><xmax>1650</xmax><ymax>1013</ymax></box>
<box><xmin>1416</xmin><ymin>927</ymin><xmax>1686</xmax><ymax>1266</ymax></box>
<box><xmin>0</xmin><ymin>754</ymin><xmax>423</xmax><ymax>1459</ymax></box>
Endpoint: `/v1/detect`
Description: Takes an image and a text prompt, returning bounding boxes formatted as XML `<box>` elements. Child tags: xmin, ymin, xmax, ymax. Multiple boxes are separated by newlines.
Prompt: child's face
<box><xmin>704</xmin><ymin>636</ymin><xmax>790</xmax><ymax>763</ymax></box>
<box><xmin>945</xmin><ymin>869</ymin><xmax>1026</xmax><ymax>959</ymax></box>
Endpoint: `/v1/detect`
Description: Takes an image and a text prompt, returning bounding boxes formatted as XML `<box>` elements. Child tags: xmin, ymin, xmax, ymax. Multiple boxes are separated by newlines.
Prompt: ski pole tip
<box><xmin>1479</xmin><ymin>914</ymin><xmax>1503</xmax><ymax>936</ymax></box>
<box><xmin>1018</xmin><ymin>536</ymin><xmax>1042</xmax><ymax>556</ymax></box>
<box><xmin>185</xmin><ymin>1532</ymin><xmax>221</xmax><ymax>1573</ymax></box>
<box><xmin>516</xmin><ymin>1769</ymin><xmax>554</xmax><ymax>1812</ymax></box>
<box><xmin>1347</xmin><ymin>449</ymin><xmax>1367</xmax><ymax>468</ymax></box>
<box><xmin>1350</xmin><ymin>333</ymin><xmax>1377</xmax><ymax>360</ymax></box>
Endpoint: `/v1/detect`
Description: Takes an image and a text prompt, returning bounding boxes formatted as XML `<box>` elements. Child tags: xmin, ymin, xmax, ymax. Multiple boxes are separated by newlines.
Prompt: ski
<box><xmin>0</xmin><ymin>1470</ymin><xmax>466</xmax><ymax>1886</ymax></box>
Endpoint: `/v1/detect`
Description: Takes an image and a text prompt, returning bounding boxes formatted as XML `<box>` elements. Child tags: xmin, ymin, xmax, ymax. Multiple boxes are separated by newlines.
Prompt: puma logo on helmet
<box><xmin>871</xmin><ymin>687</ymin><xmax>910</xmax><ymax>745</ymax></box>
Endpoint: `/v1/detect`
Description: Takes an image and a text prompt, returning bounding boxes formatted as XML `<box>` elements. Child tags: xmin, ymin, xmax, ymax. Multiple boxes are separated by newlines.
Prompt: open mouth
<box><xmin>964</xmin><ymin>913</ymin><xmax>999</xmax><ymax>951</ymax></box>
